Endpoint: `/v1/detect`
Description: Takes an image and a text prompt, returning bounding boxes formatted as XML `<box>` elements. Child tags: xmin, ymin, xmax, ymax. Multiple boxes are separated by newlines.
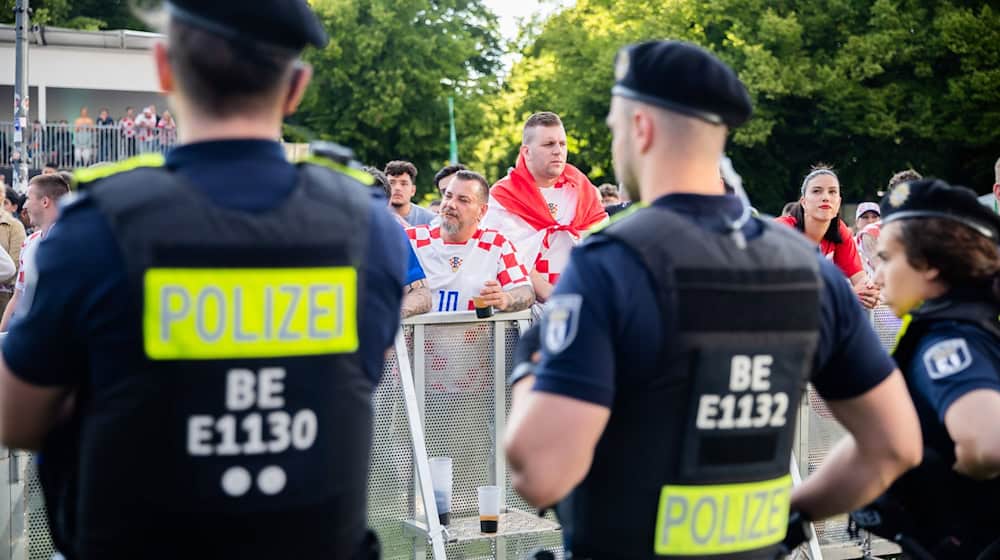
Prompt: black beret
<box><xmin>612</xmin><ymin>40</ymin><xmax>752</xmax><ymax>128</ymax></box>
<box><xmin>881</xmin><ymin>178</ymin><xmax>1000</xmax><ymax>242</ymax></box>
<box><xmin>166</xmin><ymin>0</ymin><xmax>328</xmax><ymax>51</ymax></box>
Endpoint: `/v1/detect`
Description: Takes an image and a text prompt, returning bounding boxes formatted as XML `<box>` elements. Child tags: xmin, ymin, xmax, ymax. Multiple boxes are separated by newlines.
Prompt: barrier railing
<box><xmin>0</xmin><ymin>122</ymin><xmax>180</xmax><ymax>170</ymax></box>
<box><xmin>0</xmin><ymin>303</ymin><xmax>907</xmax><ymax>560</ymax></box>
<box><xmin>374</xmin><ymin>311</ymin><xmax>563</xmax><ymax>560</ymax></box>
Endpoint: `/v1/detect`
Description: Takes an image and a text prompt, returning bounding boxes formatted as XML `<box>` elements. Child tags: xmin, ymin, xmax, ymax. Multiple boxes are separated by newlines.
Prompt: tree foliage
<box><xmin>294</xmin><ymin>0</ymin><xmax>503</xmax><ymax>195</ymax></box>
<box><xmin>7</xmin><ymin>0</ymin><xmax>995</xmax><ymax>210</ymax></box>
<box><xmin>465</xmin><ymin>0</ymin><xmax>1000</xmax><ymax>214</ymax></box>
<box><xmin>0</xmin><ymin>0</ymin><xmax>147</xmax><ymax>31</ymax></box>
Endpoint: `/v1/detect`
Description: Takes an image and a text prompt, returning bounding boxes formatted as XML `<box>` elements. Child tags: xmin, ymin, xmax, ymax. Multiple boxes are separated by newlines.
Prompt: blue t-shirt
<box><xmin>534</xmin><ymin>193</ymin><xmax>896</xmax><ymax>407</ymax></box>
<box><xmin>404</xmin><ymin>242</ymin><xmax>424</xmax><ymax>285</ymax></box>
<box><xmin>907</xmin><ymin>320</ymin><xmax>1000</xmax><ymax>425</ymax></box>
<box><xmin>3</xmin><ymin>139</ymin><xmax>408</xmax><ymax>386</ymax></box>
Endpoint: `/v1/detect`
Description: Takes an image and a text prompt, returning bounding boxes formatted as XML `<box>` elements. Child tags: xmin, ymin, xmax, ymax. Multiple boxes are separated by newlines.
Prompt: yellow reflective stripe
<box><xmin>891</xmin><ymin>313</ymin><xmax>913</xmax><ymax>354</ymax></box>
<box><xmin>300</xmin><ymin>156</ymin><xmax>374</xmax><ymax>186</ymax></box>
<box><xmin>144</xmin><ymin>267</ymin><xmax>358</xmax><ymax>360</ymax></box>
<box><xmin>654</xmin><ymin>475</ymin><xmax>791</xmax><ymax>556</ymax></box>
<box><xmin>73</xmin><ymin>153</ymin><xmax>166</xmax><ymax>187</ymax></box>
<box><xmin>588</xmin><ymin>201</ymin><xmax>647</xmax><ymax>235</ymax></box>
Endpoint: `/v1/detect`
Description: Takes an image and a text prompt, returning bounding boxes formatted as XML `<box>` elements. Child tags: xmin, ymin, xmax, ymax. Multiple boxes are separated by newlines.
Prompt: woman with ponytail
<box><xmin>776</xmin><ymin>165</ymin><xmax>880</xmax><ymax>309</ymax></box>
<box><xmin>852</xmin><ymin>178</ymin><xmax>1000</xmax><ymax>559</ymax></box>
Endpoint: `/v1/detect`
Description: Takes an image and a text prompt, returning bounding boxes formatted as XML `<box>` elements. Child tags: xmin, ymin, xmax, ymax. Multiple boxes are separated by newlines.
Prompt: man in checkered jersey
<box><xmin>482</xmin><ymin>112</ymin><xmax>607</xmax><ymax>303</ymax></box>
<box><xmin>404</xmin><ymin>170</ymin><xmax>535</xmax><ymax>314</ymax></box>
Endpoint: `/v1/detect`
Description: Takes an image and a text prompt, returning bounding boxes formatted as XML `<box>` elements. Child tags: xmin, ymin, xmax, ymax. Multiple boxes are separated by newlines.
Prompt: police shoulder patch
<box><xmin>543</xmin><ymin>294</ymin><xmax>583</xmax><ymax>355</ymax></box>
<box><xmin>921</xmin><ymin>338</ymin><xmax>972</xmax><ymax>380</ymax></box>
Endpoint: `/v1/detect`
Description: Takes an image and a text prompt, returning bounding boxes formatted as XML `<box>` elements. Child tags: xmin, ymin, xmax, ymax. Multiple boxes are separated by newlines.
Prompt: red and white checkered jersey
<box><xmin>135</xmin><ymin>114</ymin><xmax>156</xmax><ymax>141</ymax></box>
<box><xmin>119</xmin><ymin>117</ymin><xmax>136</xmax><ymax>138</ymax></box>
<box><xmin>406</xmin><ymin>226</ymin><xmax>529</xmax><ymax>312</ymax></box>
<box><xmin>480</xmin><ymin>183</ymin><xmax>579</xmax><ymax>286</ymax></box>
<box><xmin>15</xmin><ymin>230</ymin><xmax>42</xmax><ymax>293</ymax></box>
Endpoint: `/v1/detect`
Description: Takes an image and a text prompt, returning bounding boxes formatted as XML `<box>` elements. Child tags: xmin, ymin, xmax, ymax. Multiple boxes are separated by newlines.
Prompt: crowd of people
<box><xmin>365</xmin><ymin>114</ymin><xmax>1000</xmax><ymax>325</ymax></box>
<box><xmin>11</xmin><ymin>104</ymin><xmax>177</xmax><ymax>170</ymax></box>
<box><xmin>0</xmin><ymin>1</ymin><xmax>996</xmax><ymax>558</ymax></box>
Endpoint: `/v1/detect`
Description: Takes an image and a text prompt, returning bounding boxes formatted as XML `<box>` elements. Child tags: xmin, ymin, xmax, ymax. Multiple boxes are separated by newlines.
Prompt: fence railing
<box><xmin>0</xmin><ymin>305</ymin><xmax>907</xmax><ymax>560</ymax></box>
<box><xmin>0</xmin><ymin>122</ymin><xmax>180</xmax><ymax>170</ymax></box>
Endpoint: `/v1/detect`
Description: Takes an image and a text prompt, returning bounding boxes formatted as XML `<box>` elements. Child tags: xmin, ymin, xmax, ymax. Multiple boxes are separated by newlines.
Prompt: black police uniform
<box><xmin>851</xmin><ymin>179</ymin><xmax>1000</xmax><ymax>559</ymax></box>
<box><xmin>516</xmin><ymin>41</ymin><xmax>897</xmax><ymax>559</ymax></box>
<box><xmin>1</xmin><ymin>2</ymin><xmax>408</xmax><ymax>559</ymax></box>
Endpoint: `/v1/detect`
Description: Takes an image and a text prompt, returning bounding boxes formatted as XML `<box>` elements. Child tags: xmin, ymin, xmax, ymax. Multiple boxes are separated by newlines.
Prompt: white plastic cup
<box><xmin>477</xmin><ymin>485</ymin><xmax>500</xmax><ymax>533</ymax></box>
<box><xmin>429</xmin><ymin>457</ymin><xmax>453</xmax><ymax>525</ymax></box>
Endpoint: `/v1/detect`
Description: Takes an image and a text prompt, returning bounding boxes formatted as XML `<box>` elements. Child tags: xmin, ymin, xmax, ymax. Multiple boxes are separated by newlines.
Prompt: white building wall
<box><xmin>0</xmin><ymin>43</ymin><xmax>163</xmax><ymax>122</ymax></box>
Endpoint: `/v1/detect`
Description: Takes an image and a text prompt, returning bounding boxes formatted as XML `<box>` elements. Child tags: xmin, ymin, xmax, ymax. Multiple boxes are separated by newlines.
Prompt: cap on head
<box><xmin>881</xmin><ymin>178</ymin><xmax>1000</xmax><ymax>242</ymax></box>
<box><xmin>165</xmin><ymin>0</ymin><xmax>328</xmax><ymax>51</ymax></box>
<box><xmin>611</xmin><ymin>40</ymin><xmax>752</xmax><ymax>128</ymax></box>
<box><xmin>855</xmin><ymin>202</ymin><xmax>881</xmax><ymax>221</ymax></box>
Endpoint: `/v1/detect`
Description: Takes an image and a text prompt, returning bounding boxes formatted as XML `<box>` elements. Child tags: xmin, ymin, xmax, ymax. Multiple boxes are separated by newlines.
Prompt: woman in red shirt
<box><xmin>776</xmin><ymin>166</ymin><xmax>880</xmax><ymax>308</ymax></box>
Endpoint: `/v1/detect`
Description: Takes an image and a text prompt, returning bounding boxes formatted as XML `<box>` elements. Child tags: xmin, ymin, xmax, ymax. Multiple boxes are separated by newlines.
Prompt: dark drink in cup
<box><xmin>479</xmin><ymin>514</ymin><xmax>498</xmax><ymax>533</ymax></box>
<box><xmin>472</xmin><ymin>296</ymin><xmax>494</xmax><ymax>318</ymax></box>
<box><xmin>478</xmin><ymin>485</ymin><xmax>500</xmax><ymax>533</ymax></box>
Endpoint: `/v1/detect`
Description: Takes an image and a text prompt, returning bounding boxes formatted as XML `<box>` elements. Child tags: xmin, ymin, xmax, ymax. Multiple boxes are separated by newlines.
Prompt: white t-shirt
<box><xmin>406</xmin><ymin>225</ymin><xmax>529</xmax><ymax>312</ymax></box>
<box><xmin>481</xmin><ymin>183</ymin><xmax>580</xmax><ymax>286</ymax></box>
<box><xmin>11</xmin><ymin>230</ymin><xmax>43</xmax><ymax>321</ymax></box>
<box><xmin>15</xmin><ymin>230</ymin><xmax>42</xmax><ymax>294</ymax></box>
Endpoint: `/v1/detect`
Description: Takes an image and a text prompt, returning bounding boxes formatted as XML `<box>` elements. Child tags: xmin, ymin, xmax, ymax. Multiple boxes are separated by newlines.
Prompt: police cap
<box><xmin>166</xmin><ymin>0</ymin><xmax>328</xmax><ymax>51</ymax></box>
<box><xmin>881</xmin><ymin>178</ymin><xmax>1000</xmax><ymax>242</ymax></box>
<box><xmin>611</xmin><ymin>40</ymin><xmax>752</xmax><ymax>128</ymax></box>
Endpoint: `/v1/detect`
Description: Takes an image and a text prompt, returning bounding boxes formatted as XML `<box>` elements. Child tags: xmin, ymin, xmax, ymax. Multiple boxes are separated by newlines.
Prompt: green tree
<box><xmin>0</xmin><ymin>0</ymin><xmax>147</xmax><ymax>30</ymax></box>
<box><xmin>294</xmin><ymin>0</ymin><xmax>503</xmax><ymax>197</ymax></box>
<box><xmin>467</xmin><ymin>0</ymin><xmax>1000</xmax><ymax>214</ymax></box>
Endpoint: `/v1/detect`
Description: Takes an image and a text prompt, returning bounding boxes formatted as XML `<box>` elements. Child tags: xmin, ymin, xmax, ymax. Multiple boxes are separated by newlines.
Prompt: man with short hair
<box><xmin>482</xmin><ymin>112</ymin><xmax>607</xmax><ymax>303</ymax></box>
<box><xmin>74</xmin><ymin>106</ymin><xmax>96</xmax><ymax>167</ymax></box>
<box><xmin>119</xmin><ymin>107</ymin><xmax>137</xmax><ymax>158</ymax></box>
<box><xmin>135</xmin><ymin>106</ymin><xmax>158</xmax><ymax>153</ymax></box>
<box><xmin>505</xmin><ymin>40</ymin><xmax>920</xmax><ymax>558</ymax></box>
<box><xmin>433</xmin><ymin>163</ymin><xmax>467</xmax><ymax>197</ymax></box>
<box><xmin>95</xmin><ymin>108</ymin><xmax>115</xmax><ymax>162</ymax></box>
<box><xmin>404</xmin><ymin>170</ymin><xmax>534</xmax><ymax>314</ymax></box>
<box><xmin>0</xmin><ymin>174</ymin><xmax>69</xmax><ymax>330</ymax></box>
<box><xmin>598</xmin><ymin>183</ymin><xmax>620</xmax><ymax>206</ymax></box>
<box><xmin>386</xmin><ymin>160</ymin><xmax>435</xmax><ymax>226</ymax></box>
<box><xmin>0</xmin><ymin>2</ymin><xmax>408</xmax><ymax>558</ymax></box>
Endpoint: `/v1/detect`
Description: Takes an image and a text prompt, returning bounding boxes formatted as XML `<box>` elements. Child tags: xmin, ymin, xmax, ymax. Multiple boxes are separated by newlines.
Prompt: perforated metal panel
<box><xmin>370</xmin><ymin>317</ymin><xmax>561</xmax><ymax>560</ymax></box>
<box><xmin>24</xmin><ymin>456</ymin><xmax>55</xmax><ymax>560</ymax></box>
<box><xmin>795</xmin><ymin>306</ymin><xmax>904</xmax><ymax>554</ymax></box>
<box><xmin>872</xmin><ymin>305</ymin><xmax>903</xmax><ymax>349</ymax></box>
<box><xmin>368</xmin><ymin>324</ymin><xmax>417</xmax><ymax>559</ymax></box>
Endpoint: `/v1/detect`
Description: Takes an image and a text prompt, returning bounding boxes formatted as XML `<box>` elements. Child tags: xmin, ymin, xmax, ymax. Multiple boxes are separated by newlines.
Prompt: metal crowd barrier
<box><xmin>0</xmin><ymin>122</ymin><xmax>180</xmax><ymax>170</ymax></box>
<box><xmin>793</xmin><ymin>304</ymin><xmax>903</xmax><ymax>560</ymax></box>
<box><xmin>1</xmin><ymin>304</ymin><xmax>906</xmax><ymax>560</ymax></box>
<box><xmin>374</xmin><ymin>311</ymin><xmax>563</xmax><ymax>560</ymax></box>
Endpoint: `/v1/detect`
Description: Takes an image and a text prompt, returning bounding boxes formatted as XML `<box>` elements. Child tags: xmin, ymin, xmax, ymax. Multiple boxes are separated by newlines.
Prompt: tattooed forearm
<box><xmin>504</xmin><ymin>285</ymin><xmax>535</xmax><ymax>312</ymax></box>
<box><xmin>401</xmin><ymin>280</ymin><xmax>431</xmax><ymax>318</ymax></box>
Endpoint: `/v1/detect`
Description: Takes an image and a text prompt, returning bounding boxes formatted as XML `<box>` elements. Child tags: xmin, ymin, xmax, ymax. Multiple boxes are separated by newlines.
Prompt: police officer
<box><xmin>850</xmin><ymin>179</ymin><xmax>1000</xmax><ymax>559</ymax></box>
<box><xmin>0</xmin><ymin>2</ymin><xmax>409</xmax><ymax>558</ymax></box>
<box><xmin>504</xmin><ymin>40</ymin><xmax>922</xmax><ymax>559</ymax></box>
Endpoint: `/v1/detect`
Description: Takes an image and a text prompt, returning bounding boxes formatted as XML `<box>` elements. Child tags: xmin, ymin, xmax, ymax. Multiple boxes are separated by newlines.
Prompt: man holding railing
<box><xmin>95</xmin><ymin>108</ymin><xmax>115</xmax><ymax>163</ymax></box>
<box><xmin>404</xmin><ymin>170</ymin><xmax>535</xmax><ymax>315</ymax></box>
<box><xmin>73</xmin><ymin>107</ymin><xmax>95</xmax><ymax>167</ymax></box>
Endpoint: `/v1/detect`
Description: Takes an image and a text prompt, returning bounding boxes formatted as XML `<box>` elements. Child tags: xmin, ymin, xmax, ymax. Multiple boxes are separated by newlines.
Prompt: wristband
<box><xmin>508</xmin><ymin>362</ymin><xmax>535</xmax><ymax>387</ymax></box>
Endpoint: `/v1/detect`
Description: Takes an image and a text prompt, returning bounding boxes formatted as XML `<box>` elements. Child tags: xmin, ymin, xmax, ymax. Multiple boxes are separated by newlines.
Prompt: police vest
<box><xmin>885</xmin><ymin>296</ymin><xmax>1000</xmax><ymax>543</ymax></box>
<box><xmin>66</xmin><ymin>159</ymin><xmax>374</xmax><ymax>555</ymax></box>
<box><xmin>563</xmin><ymin>207</ymin><xmax>821</xmax><ymax>559</ymax></box>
